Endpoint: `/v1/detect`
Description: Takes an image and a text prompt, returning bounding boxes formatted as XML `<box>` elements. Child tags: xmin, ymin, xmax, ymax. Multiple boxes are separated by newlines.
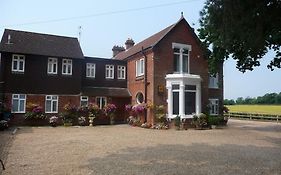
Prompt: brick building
<box><xmin>114</xmin><ymin>16</ymin><xmax>223</xmax><ymax>123</ymax></box>
<box><xmin>0</xmin><ymin>16</ymin><xmax>223</xmax><ymax>125</ymax></box>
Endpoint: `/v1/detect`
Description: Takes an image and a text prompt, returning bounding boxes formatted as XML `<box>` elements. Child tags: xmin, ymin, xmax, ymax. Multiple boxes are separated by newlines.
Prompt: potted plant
<box><xmin>104</xmin><ymin>103</ymin><xmax>117</xmax><ymax>125</ymax></box>
<box><xmin>49</xmin><ymin>116</ymin><xmax>59</xmax><ymax>127</ymax></box>
<box><xmin>88</xmin><ymin>103</ymin><xmax>101</xmax><ymax>126</ymax></box>
<box><xmin>132</xmin><ymin>104</ymin><xmax>146</xmax><ymax>123</ymax></box>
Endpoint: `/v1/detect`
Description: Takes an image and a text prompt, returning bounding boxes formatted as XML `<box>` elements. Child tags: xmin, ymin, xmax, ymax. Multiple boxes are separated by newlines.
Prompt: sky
<box><xmin>1</xmin><ymin>0</ymin><xmax>280</xmax><ymax>100</ymax></box>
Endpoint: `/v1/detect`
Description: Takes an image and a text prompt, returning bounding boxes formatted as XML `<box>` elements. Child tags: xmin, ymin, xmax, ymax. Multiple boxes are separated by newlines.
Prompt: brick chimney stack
<box><xmin>112</xmin><ymin>45</ymin><xmax>125</xmax><ymax>57</ymax></box>
<box><xmin>125</xmin><ymin>38</ymin><xmax>135</xmax><ymax>50</ymax></box>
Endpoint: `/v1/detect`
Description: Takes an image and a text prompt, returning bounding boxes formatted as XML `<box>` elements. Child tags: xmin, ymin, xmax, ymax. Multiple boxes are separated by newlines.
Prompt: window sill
<box><xmin>11</xmin><ymin>111</ymin><xmax>25</xmax><ymax>114</ymax></box>
<box><xmin>11</xmin><ymin>71</ymin><xmax>24</xmax><ymax>74</ymax></box>
<box><xmin>208</xmin><ymin>87</ymin><xmax>219</xmax><ymax>89</ymax></box>
<box><xmin>45</xmin><ymin>112</ymin><xmax>58</xmax><ymax>114</ymax></box>
<box><xmin>135</xmin><ymin>75</ymin><xmax>144</xmax><ymax>81</ymax></box>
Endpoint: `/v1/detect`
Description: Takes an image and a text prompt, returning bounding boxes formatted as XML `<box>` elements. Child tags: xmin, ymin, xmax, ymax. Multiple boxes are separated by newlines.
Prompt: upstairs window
<box><xmin>80</xmin><ymin>96</ymin><xmax>88</xmax><ymax>106</ymax></box>
<box><xmin>117</xmin><ymin>65</ymin><xmax>126</xmax><ymax>79</ymax></box>
<box><xmin>105</xmin><ymin>65</ymin><xmax>114</xmax><ymax>79</ymax></box>
<box><xmin>172</xmin><ymin>43</ymin><xmax>191</xmax><ymax>74</ymax></box>
<box><xmin>12</xmin><ymin>54</ymin><xmax>25</xmax><ymax>73</ymax></box>
<box><xmin>62</xmin><ymin>59</ymin><xmax>72</xmax><ymax>75</ymax></box>
<box><xmin>12</xmin><ymin>94</ymin><xmax>26</xmax><ymax>113</ymax></box>
<box><xmin>45</xmin><ymin>95</ymin><xmax>58</xmax><ymax>113</ymax></box>
<box><xmin>47</xmin><ymin>58</ymin><xmax>57</xmax><ymax>74</ymax></box>
<box><xmin>136</xmin><ymin>58</ymin><xmax>144</xmax><ymax>77</ymax></box>
<box><xmin>209</xmin><ymin>99</ymin><xmax>219</xmax><ymax>115</ymax></box>
<box><xmin>209</xmin><ymin>73</ymin><xmax>219</xmax><ymax>88</ymax></box>
<box><xmin>86</xmin><ymin>63</ymin><xmax>96</xmax><ymax>78</ymax></box>
<box><xmin>96</xmin><ymin>97</ymin><xmax>107</xmax><ymax>109</ymax></box>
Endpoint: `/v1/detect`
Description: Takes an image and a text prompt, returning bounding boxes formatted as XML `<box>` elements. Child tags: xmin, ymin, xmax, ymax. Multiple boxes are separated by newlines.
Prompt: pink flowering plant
<box><xmin>61</xmin><ymin>103</ymin><xmax>78</xmax><ymax>123</ymax></box>
<box><xmin>132</xmin><ymin>104</ymin><xmax>146</xmax><ymax>115</ymax></box>
<box><xmin>104</xmin><ymin>103</ymin><xmax>117</xmax><ymax>123</ymax></box>
<box><xmin>24</xmin><ymin>103</ymin><xmax>46</xmax><ymax>120</ymax></box>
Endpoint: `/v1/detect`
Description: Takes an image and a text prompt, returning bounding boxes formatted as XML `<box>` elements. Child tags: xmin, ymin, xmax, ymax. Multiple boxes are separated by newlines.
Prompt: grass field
<box><xmin>226</xmin><ymin>105</ymin><xmax>281</xmax><ymax>115</ymax></box>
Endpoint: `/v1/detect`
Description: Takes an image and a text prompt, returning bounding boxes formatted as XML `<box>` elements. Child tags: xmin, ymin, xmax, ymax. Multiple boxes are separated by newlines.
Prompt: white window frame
<box><xmin>117</xmin><ymin>65</ymin><xmax>126</xmax><ymax>79</ymax></box>
<box><xmin>12</xmin><ymin>94</ymin><xmax>26</xmax><ymax>113</ymax></box>
<box><xmin>209</xmin><ymin>73</ymin><xmax>219</xmax><ymax>88</ymax></box>
<box><xmin>209</xmin><ymin>99</ymin><xmax>219</xmax><ymax>115</ymax></box>
<box><xmin>136</xmin><ymin>58</ymin><xmax>144</xmax><ymax>77</ymax></box>
<box><xmin>105</xmin><ymin>64</ymin><xmax>114</xmax><ymax>79</ymax></box>
<box><xmin>12</xmin><ymin>54</ymin><xmax>25</xmax><ymax>72</ymax></box>
<box><xmin>45</xmin><ymin>95</ymin><xmax>58</xmax><ymax>113</ymax></box>
<box><xmin>86</xmin><ymin>63</ymin><xmax>96</xmax><ymax>78</ymax></box>
<box><xmin>172</xmin><ymin>43</ymin><xmax>191</xmax><ymax>74</ymax></box>
<box><xmin>62</xmin><ymin>59</ymin><xmax>72</xmax><ymax>75</ymax></box>
<box><xmin>96</xmin><ymin>96</ymin><xmax>107</xmax><ymax>109</ymax></box>
<box><xmin>80</xmin><ymin>96</ymin><xmax>88</xmax><ymax>106</ymax></box>
<box><xmin>47</xmin><ymin>58</ymin><xmax>58</xmax><ymax>74</ymax></box>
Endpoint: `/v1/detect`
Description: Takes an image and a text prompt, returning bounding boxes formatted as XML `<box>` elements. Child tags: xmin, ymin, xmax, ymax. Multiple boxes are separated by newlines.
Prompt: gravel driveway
<box><xmin>0</xmin><ymin>119</ymin><xmax>280</xmax><ymax>175</ymax></box>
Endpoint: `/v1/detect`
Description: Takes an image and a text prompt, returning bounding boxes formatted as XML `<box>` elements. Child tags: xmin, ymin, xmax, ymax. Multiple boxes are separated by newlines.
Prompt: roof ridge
<box><xmin>4</xmin><ymin>28</ymin><xmax>78</xmax><ymax>40</ymax></box>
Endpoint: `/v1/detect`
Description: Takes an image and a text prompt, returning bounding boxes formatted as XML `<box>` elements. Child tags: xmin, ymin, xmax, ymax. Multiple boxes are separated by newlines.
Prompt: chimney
<box><xmin>125</xmin><ymin>38</ymin><xmax>135</xmax><ymax>50</ymax></box>
<box><xmin>112</xmin><ymin>45</ymin><xmax>125</xmax><ymax>57</ymax></box>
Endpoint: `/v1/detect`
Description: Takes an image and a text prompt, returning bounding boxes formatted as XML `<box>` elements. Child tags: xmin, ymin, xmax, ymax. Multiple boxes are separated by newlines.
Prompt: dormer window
<box><xmin>62</xmin><ymin>59</ymin><xmax>72</xmax><ymax>75</ymax></box>
<box><xmin>12</xmin><ymin>54</ymin><xmax>25</xmax><ymax>73</ymax></box>
<box><xmin>172</xmin><ymin>43</ymin><xmax>191</xmax><ymax>74</ymax></box>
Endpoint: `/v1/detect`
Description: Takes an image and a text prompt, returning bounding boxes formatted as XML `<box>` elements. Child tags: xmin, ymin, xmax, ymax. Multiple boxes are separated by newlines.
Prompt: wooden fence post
<box><xmin>277</xmin><ymin>116</ymin><xmax>279</xmax><ymax>123</ymax></box>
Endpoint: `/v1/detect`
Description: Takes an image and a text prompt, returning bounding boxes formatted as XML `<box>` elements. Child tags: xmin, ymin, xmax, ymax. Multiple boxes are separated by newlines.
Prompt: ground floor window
<box><xmin>172</xmin><ymin>85</ymin><xmax>179</xmax><ymax>115</ymax></box>
<box><xmin>45</xmin><ymin>95</ymin><xmax>58</xmax><ymax>113</ymax></box>
<box><xmin>12</xmin><ymin>94</ymin><xmax>26</xmax><ymax>113</ymax></box>
<box><xmin>209</xmin><ymin>99</ymin><xmax>219</xmax><ymax>115</ymax></box>
<box><xmin>80</xmin><ymin>96</ymin><xmax>88</xmax><ymax>106</ymax></box>
<box><xmin>185</xmin><ymin>85</ymin><xmax>196</xmax><ymax>115</ymax></box>
<box><xmin>96</xmin><ymin>97</ymin><xmax>107</xmax><ymax>109</ymax></box>
<box><xmin>136</xmin><ymin>92</ymin><xmax>144</xmax><ymax>104</ymax></box>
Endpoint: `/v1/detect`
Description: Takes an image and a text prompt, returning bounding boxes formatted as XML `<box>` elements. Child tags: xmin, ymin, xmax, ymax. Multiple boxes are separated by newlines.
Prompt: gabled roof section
<box><xmin>0</xmin><ymin>29</ymin><xmax>84</xmax><ymax>59</ymax></box>
<box><xmin>114</xmin><ymin>23</ymin><xmax>175</xmax><ymax>60</ymax></box>
<box><xmin>114</xmin><ymin>16</ymin><xmax>197</xmax><ymax>60</ymax></box>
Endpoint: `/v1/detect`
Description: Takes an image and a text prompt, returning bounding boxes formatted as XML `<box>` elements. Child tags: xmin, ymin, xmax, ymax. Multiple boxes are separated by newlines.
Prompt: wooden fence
<box><xmin>224</xmin><ymin>112</ymin><xmax>279</xmax><ymax>123</ymax></box>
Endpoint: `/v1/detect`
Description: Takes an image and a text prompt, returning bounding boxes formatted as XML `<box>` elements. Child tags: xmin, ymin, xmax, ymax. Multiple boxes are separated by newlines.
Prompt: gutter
<box><xmin>141</xmin><ymin>46</ymin><xmax>148</xmax><ymax>123</ymax></box>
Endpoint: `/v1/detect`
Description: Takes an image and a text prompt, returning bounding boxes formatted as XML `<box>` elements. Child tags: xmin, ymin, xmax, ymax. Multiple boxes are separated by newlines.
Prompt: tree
<box><xmin>198</xmin><ymin>0</ymin><xmax>281</xmax><ymax>73</ymax></box>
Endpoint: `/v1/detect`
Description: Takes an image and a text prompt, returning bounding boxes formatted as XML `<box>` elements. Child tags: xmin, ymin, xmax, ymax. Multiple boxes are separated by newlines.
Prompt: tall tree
<box><xmin>198</xmin><ymin>0</ymin><xmax>281</xmax><ymax>73</ymax></box>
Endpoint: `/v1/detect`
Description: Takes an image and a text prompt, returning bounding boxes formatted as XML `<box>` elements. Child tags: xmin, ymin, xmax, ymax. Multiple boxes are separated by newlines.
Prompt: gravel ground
<box><xmin>0</xmin><ymin>119</ymin><xmax>280</xmax><ymax>175</ymax></box>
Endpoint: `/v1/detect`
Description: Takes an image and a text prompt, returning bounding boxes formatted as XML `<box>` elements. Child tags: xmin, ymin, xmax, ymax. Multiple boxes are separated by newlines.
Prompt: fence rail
<box><xmin>224</xmin><ymin>112</ymin><xmax>279</xmax><ymax>123</ymax></box>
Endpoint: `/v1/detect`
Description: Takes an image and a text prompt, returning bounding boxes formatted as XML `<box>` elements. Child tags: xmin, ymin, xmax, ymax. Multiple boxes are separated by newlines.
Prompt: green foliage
<box><xmin>153</xmin><ymin>105</ymin><xmax>166</xmax><ymax>123</ymax></box>
<box><xmin>174</xmin><ymin>115</ymin><xmax>181</xmax><ymax>128</ymax></box>
<box><xmin>208</xmin><ymin>116</ymin><xmax>228</xmax><ymax>126</ymax></box>
<box><xmin>225</xmin><ymin>92</ymin><xmax>281</xmax><ymax>105</ymax></box>
<box><xmin>199</xmin><ymin>0</ymin><xmax>281</xmax><ymax>72</ymax></box>
<box><xmin>192</xmin><ymin>113</ymin><xmax>208</xmax><ymax>128</ymax></box>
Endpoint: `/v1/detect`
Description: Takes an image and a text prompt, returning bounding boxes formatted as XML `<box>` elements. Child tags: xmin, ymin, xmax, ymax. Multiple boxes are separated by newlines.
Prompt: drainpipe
<box><xmin>141</xmin><ymin>47</ymin><xmax>147</xmax><ymax>123</ymax></box>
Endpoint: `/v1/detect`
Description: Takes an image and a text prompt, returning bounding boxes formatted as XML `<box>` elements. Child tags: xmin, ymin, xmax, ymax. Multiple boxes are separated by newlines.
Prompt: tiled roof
<box><xmin>0</xmin><ymin>29</ymin><xmax>84</xmax><ymax>59</ymax></box>
<box><xmin>114</xmin><ymin>23</ymin><xmax>175</xmax><ymax>60</ymax></box>
<box><xmin>82</xmin><ymin>87</ymin><xmax>131</xmax><ymax>97</ymax></box>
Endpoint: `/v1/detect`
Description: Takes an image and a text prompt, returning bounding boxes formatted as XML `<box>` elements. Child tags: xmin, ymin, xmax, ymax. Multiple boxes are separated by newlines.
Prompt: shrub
<box><xmin>192</xmin><ymin>113</ymin><xmax>208</xmax><ymax>129</ymax></box>
<box><xmin>61</xmin><ymin>103</ymin><xmax>78</xmax><ymax>123</ymax></box>
<box><xmin>153</xmin><ymin>105</ymin><xmax>166</xmax><ymax>123</ymax></box>
<box><xmin>174</xmin><ymin>115</ymin><xmax>181</xmax><ymax>129</ymax></box>
<box><xmin>49</xmin><ymin>116</ymin><xmax>59</xmax><ymax>127</ymax></box>
<box><xmin>88</xmin><ymin>103</ymin><xmax>101</xmax><ymax>118</ymax></box>
<box><xmin>78</xmin><ymin>116</ymin><xmax>87</xmax><ymax>126</ymax></box>
<box><xmin>0</xmin><ymin>120</ymin><xmax>8</xmax><ymax>130</ymax></box>
<box><xmin>24</xmin><ymin>103</ymin><xmax>45</xmax><ymax>120</ymax></box>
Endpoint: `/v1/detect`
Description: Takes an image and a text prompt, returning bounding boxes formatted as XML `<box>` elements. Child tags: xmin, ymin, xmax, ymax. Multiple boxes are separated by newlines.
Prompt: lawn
<box><xmin>226</xmin><ymin>105</ymin><xmax>281</xmax><ymax>115</ymax></box>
